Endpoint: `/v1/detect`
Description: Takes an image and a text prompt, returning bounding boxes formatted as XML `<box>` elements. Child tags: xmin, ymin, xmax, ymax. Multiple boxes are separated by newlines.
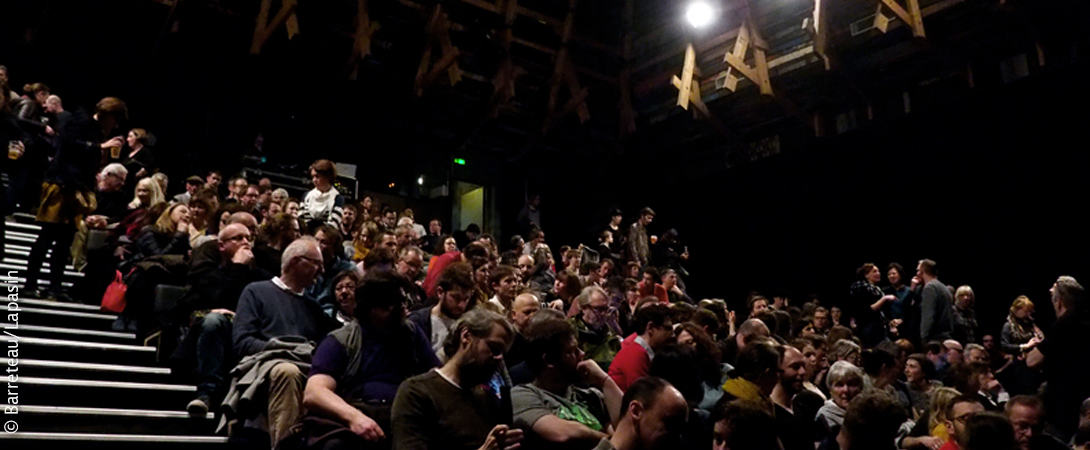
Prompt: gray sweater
<box><xmin>919</xmin><ymin>279</ymin><xmax>954</xmax><ymax>343</ymax></box>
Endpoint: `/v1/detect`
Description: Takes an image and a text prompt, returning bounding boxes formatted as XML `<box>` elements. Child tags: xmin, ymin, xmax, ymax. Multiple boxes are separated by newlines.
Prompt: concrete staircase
<box><xmin>0</xmin><ymin>217</ymin><xmax>227</xmax><ymax>449</ymax></box>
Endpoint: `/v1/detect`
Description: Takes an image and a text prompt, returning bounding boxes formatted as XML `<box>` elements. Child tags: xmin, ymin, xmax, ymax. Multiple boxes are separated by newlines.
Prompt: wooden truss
<box><xmin>251</xmin><ymin>0</ymin><xmax>300</xmax><ymax>54</ymax></box>
<box><xmin>487</xmin><ymin>0</ymin><xmax>525</xmax><ymax>117</ymax></box>
<box><xmin>347</xmin><ymin>0</ymin><xmax>381</xmax><ymax>80</ymax></box>
<box><xmin>671</xmin><ymin>44</ymin><xmax>733</xmax><ymax>138</ymax></box>
<box><xmin>541</xmin><ymin>0</ymin><xmax>589</xmax><ymax>132</ymax></box>
<box><xmin>873</xmin><ymin>0</ymin><xmax>925</xmax><ymax>38</ymax></box>
<box><xmin>717</xmin><ymin>20</ymin><xmax>773</xmax><ymax>96</ymax></box>
<box><xmin>413</xmin><ymin>4</ymin><xmax>462</xmax><ymax>97</ymax></box>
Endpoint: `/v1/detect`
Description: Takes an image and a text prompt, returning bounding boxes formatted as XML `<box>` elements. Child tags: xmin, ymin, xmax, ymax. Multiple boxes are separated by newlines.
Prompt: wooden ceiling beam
<box><xmin>251</xmin><ymin>0</ymin><xmax>300</xmax><ymax>54</ymax></box>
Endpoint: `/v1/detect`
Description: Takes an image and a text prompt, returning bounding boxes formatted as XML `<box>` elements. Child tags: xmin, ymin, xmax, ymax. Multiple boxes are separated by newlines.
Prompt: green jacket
<box><xmin>569</xmin><ymin>316</ymin><xmax>622</xmax><ymax>371</ymax></box>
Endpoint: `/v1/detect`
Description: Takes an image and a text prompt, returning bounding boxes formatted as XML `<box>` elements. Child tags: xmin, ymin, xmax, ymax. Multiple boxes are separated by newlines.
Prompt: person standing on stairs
<box><xmin>25</xmin><ymin>97</ymin><xmax>128</xmax><ymax>302</ymax></box>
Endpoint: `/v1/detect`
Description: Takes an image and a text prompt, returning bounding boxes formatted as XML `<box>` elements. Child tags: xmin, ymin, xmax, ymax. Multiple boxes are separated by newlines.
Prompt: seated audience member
<box><xmin>835</xmin><ymin>393</ymin><xmax>907</xmax><ymax>450</ymax></box>
<box><xmin>592</xmin><ymin>377</ymin><xmax>689</xmax><ymax>450</ymax></box>
<box><xmin>504</xmin><ymin>292</ymin><xmax>541</xmax><ymax>369</ymax></box>
<box><xmin>309</xmin><ymin>224</ymin><xmax>359</xmax><ymax>316</ymax></box>
<box><xmin>662</xmin><ymin>269</ymin><xmax>693</xmax><ymax>305</ymax></box>
<box><xmin>87</xmin><ymin>163</ymin><xmax>130</xmax><ymax>224</ymax></box>
<box><xmin>646</xmin><ymin>344</ymin><xmax>710</xmax><ymax>448</ymax></box>
<box><xmin>224</xmin><ymin>177</ymin><xmax>247</xmax><ymax>204</ymax></box>
<box><xmin>811</xmin><ymin>307</ymin><xmax>831</xmax><ymax>334</ymax></box>
<box><xmin>608</xmin><ymin>303</ymin><xmax>673</xmax><ymax>391</ymax></box>
<box><xmin>859</xmin><ymin>348</ymin><xmax>912</xmax><ymax>414</ymax></box>
<box><xmin>299</xmin><ymin>159</ymin><xmax>345</xmax><ymax>231</ymax></box>
<box><xmin>718</xmin><ymin>318</ymin><xmax>771</xmax><ymax>371</ymax></box>
<box><xmin>394</xmin><ymin>224</ymin><xmax>417</xmax><ymax>252</ymax></box>
<box><xmin>230</xmin><ymin>237</ymin><xmax>341</xmax><ymax>446</ymax></box>
<box><xmin>637</xmin><ymin>267</ymin><xmax>669</xmax><ymax>304</ymax></box>
<box><xmin>711</xmin><ymin>399</ymin><xmax>780</xmax><ymax>450</ymax></box>
<box><xmin>174</xmin><ymin>175</ymin><xmax>205</xmax><ymax>204</ymax></box>
<box><xmin>512</xmin><ymin>317</ymin><xmax>623</xmax><ymax>450</ymax></box>
<box><xmin>570</xmin><ymin>285</ymin><xmax>622</xmax><ymax>371</ymax></box>
<box><xmin>186</xmin><ymin>195</ymin><xmax>217</xmax><ymax>248</ymax></box>
<box><xmin>550</xmin><ymin>270</ymin><xmax>582</xmax><ymax>315</ymax></box>
<box><xmin>189</xmin><ymin>212</ymin><xmax>260</xmax><ymax>283</ymax></box>
<box><xmin>674</xmin><ymin>323</ymin><xmax>727</xmax><ymax>412</ymax></box>
<box><xmin>721</xmin><ymin>339</ymin><xmax>781</xmax><ymax>406</ymax></box>
<box><xmin>962</xmin><ymin>412</ymin><xmax>1016</xmax><ymax>450</ymax></box>
<box><xmin>771</xmin><ymin>344</ymin><xmax>820</xmax><ymax>450</ymax></box>
<box><xmin>339</xmin><ymin>202</ymin><xmax>358</xmax><ymax>239</ymax></box>
<box><xmin>905</xmin><ymin>353</ymin><xmax>943</xmax><ymax>418</ymax></box>
<box><xmin>1003</xmin><ymin>395</ymin><xmax>1068</xmax><ymax>450</ymax></box>
<box><xmin>253</xmin><ymin>212</ymin><xmax>299</xmax><ymax>275</ymax></box>
<box><xmin>174</xmin><ymin>223</ymin><xmax>273</xmax><ymax>416</ymax></box>
<box><xmin>579</xmin><ymin>261</ymin><xmax>603</xmax><ymax>287</ymax></box>
<box><xmin>395</xmin><ymin>246</ymin><xmax>427</xmax><ymax>308</ymax></box>
<box><xmin>409</xmin><ymin>262</ymin><xmax>475</xmax><ymax>357</ymax></box>
<box><xmin>827</xmin><ymin>339</ymin><xmax>861</xmax><ymax>367</ymax></box>
<box><xmin>118</xmin><ymin>176</ymin><xmax>166</xmax><ymax>239</ymax></box>
<box><xmin>950</xmin><ymin>361</ymin><xmax>1006</xmax><ymax>411</ymax></box>
<box><xmin>815</xmin><ymin>361</ymin><xmax>864</xmax><ymax>434</ymax></box>
<box><xmin>390</xmin><ymin>309</ymin><xmax>524</xmax><ymax>450</ymax></box>
<box><xmin>939</xmin><ymin>395</ymin><xmax>986</xmax><ymax>450</ymax></box>
<box><xmin>300</xmin><ymin>270</ymin><xmax>440</xmax><ymax>450</ymax></box>
<box><xmin>332</xmin><ymin>270</ymin><xmax>361</xmax><ymax>324</ymax></box>
<box><xmin>484</xmin><ymin>265</ymin><xmax>519</xmax><ymax>314</ymax></box>
<box><xmin>134</xmin><ymin>203</ymin><xmax>192</xmax><ymax>259</ymax></box>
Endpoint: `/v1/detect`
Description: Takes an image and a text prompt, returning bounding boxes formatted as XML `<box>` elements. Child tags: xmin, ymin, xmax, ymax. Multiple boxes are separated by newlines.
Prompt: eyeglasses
<box><xmin>297</xmin><ymin>255</ymin><xmax>323</xmax><ymax>266</ymax></box>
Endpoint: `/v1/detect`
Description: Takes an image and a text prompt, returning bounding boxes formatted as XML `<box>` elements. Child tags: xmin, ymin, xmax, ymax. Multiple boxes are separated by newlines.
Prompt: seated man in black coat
<box><xmin>174</xmin><ymin>223</ymin><xmax>273</xmax><ymax>416</ymax></box>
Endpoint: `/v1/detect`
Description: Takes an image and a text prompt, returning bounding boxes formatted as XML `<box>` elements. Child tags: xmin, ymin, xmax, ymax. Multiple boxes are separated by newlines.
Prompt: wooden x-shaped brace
<box><xmin>251</xmin><ymin>0</ymin><xmax>300</xmax><ymax>54</ymax></box>
<box><xmin>488</xmin><ymin>0</ymin><xmax>526</xmax><ymax>117</ymax></box>
<box><xmin>347</xmin><ymin>0</ymin><xmax>381</xmax><ymax>80</ymax></box>
<box><xmin>672</xmin><ymin>44</ymin><xmax>707</xmax><ymax>115</ymax></box>
<box><xmin>413</xmin><ymin>5</ymin><xmax>462</xmax><ymax>97</ymax></box>
<box><xmin>541</xmin><ymin>51</ymin><xmax>590</xmax><ymax>132</ymax></box>
<box><xmin>873</xmin><ymin>0</ymin><xmax>925</xmax><ymax>38</ymax></box>
<box><xmin>716</xmin><ymin>20</ymin><xmax>774</xmax><ymax>96</ymax></box>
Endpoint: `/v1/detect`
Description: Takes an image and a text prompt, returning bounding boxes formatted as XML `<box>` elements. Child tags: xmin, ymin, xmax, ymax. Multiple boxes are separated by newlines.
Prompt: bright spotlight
<box><xmin>417</xmin><ymin>176</ymin><xmax>424</xmax><ymax>185</ymax></box>
<box><xmin>686</xmin><ymin>2</ymin><xmax>715</xmax><ymax>28</ymax></box>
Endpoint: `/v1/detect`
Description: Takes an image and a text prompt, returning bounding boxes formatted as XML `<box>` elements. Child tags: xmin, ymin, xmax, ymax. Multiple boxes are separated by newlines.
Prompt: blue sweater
<box><xmin>232</xmin><ymin>280</ymin><xmax>339</xmax><ymax>357</ymax></box>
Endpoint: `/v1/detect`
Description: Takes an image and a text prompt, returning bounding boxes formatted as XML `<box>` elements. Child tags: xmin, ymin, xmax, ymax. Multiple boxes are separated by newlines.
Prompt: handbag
<box><xmin>101</xmin><ymin>270</ymin><xmax>128</xmax><ymax>313</ymax></box>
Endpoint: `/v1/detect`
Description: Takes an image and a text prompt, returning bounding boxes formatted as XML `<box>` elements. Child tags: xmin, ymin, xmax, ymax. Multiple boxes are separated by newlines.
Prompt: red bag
<box><xmin>101</xmin><ymin>270</ymin><xmax>128</xmax><ymax>313</ymax></box>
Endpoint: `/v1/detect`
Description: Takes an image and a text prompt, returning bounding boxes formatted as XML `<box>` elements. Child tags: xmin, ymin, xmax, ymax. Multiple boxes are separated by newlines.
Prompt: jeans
<box><xmin>25</xmin><ymin>222</ymin><xmax>76</xmax><ymax>293</ymax></box>
<box><xmin>195</xmin><ymin>313</ymin><xmax>233</xmax><ymax>398</ymax></box>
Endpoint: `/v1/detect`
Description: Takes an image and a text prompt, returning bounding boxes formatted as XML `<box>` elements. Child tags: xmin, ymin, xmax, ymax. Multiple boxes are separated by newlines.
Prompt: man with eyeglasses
<box><xmin>177</xmin><ymin>223</ymin><xmax>273</xmax><ymax>417</ymax></box>
<box><xmin>571</xmin><ymin>286</ymin><xmax>622</xmax><ymax>372</ymax></box>
<box><xmin>397</xmin><ymin>246</ymin><xmax>427</xmax><ymax>309</ymax></box>
<box><xmin>308</xmin><ymin>224</ymin><xmax>360</xmax><ymax>316</ymax></box>
<box><xmin>941</xmin><ymin>396</ymin><xmax>985</xmax><ymax>450</ymax></box>
<box><xmin>232</xmin><ymin>236</ymin><xmax>341</xmax><ymax>446</ymax></box>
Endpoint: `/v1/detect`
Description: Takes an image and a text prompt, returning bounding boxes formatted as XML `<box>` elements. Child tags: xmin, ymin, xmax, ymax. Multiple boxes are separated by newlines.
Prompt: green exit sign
<box><xmin>453</xmin><ymin>158</ymin><xmax>466</xmax><ymax>165</ymax></box>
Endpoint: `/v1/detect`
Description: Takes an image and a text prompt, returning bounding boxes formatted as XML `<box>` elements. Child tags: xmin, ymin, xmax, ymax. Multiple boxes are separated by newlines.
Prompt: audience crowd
<box><xmin>4</xmin><ymin>65</ymin><xmax>1090</xmax><ymax>450</ymax></box>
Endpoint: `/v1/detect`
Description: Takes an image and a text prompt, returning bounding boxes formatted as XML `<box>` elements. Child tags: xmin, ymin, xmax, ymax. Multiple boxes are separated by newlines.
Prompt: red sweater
<box><xmin>638</xmin><ymin>281</ymin><xmax>669</xmax><ymax>304</ymax></box>
<box><xmin>609</xmin><ymin>333</ymin><xmax>651</xmax><ymax>391</ymax></box>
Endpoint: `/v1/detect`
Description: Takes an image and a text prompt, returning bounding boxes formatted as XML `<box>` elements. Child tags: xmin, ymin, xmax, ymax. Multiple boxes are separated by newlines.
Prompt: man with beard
<box><xmin>309</xmin><ymin>224</ymin><xmax>360</xmax><ymax>316</ymax></box>
<box><xmin>301</xmin><ymin>270</ymin><xmax>440</xmax><ymax>449</ymax></box>
<box><xmin>570</xmin><ymin>286</ymin><xmax>622</xmax><ymax>371</ymax></box>
<box><xmin>772</xmin><ymin>345</ymin><xmax>816</xmax><ymax>450</ymax></box>
<box><xmin>392</xmin><ymin>308</ymin><xmax>525</xmax><ymax>450</ymax></box>
<box><xmin>512</xmin><ymin>317</ymin><xmax>623</xmax><ymax>450</ymax></box>
<box><xmin>409</xmin><ymin>262</ymin><xmax>476</xmax><ymax>356</ymax></box>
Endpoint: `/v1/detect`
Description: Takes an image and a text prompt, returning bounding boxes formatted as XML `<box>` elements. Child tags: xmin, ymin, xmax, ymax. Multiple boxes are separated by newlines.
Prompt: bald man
<box><xmin>594</xmin><ymin>377</ymin><xmax>688</xmax><ymax>450</ymax></box>
<box><xmin>177</xmin><ymin>223</ymin><xmax>273</xmax><ymax>417</ymax></box>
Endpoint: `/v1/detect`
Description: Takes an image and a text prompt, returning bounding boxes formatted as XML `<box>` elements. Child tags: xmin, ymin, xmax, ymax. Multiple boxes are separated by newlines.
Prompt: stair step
<box><xmin>0</xmin><ymin>432</ymin><xmax>227</xmax><ymax>450</ymax></box>
<box><xmin>0</xmin><ymin>335</ymin><xmax>156</xmax><ymax>365</ymax></box>
<box><xmin>18</xmin><ymin>376</ymin><xmax>198</xmax><ymax>410</ymax></box>
<box><xmin>13</xmin><ymin>405</ymin><xmax>216</xmax><ymax>435</ymax></box>
<box><xmin>0</xmin><ymin>324</ymin><xmax>135</xmax><ymax>344</ymax></box>
<box><xmin>15</xmin><ymin>298</ymin><xmax>101</xmax><ymax>312</ymax></box>
<box><xmin>5</xmin><ymin>359</ymin><xmax>169</xmax><ymax>382</ymax></box>
<box><xmin>3</xmin><ymin>257</ymin><xmax>77</xmax><ymax>272</ymax></box>
<box><xmin>0</xmin><ymin>262</ymin><xmax>84</xmax><ymax>277</ymax></box>
<box><xmin>15</xmin><ymin>306</ymin><xmax>116</xmax><ymax>330</ymax></box>
<box><xmin>6</xmin><ymin>220</ymin><xmax>41</xmax><ymax>231</ymax></box>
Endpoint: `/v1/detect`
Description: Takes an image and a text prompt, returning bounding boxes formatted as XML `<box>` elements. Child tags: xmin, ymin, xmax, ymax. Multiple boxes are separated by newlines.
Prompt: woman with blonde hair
<box><xmin>134</xmin><ymin>203</ymin><xmax>191</xmax><ymax>259</ymax></box>
<box><xmin>900</xmin><ymin>386</ymin><xmax>962</xmax><ymax>450</ymax></box>
<box><xmin>128</xmin><ymin>177</ymin><xmax>165</xmax><ymax>210</ymax></box>
<box><xmin>1001</xmin><ymin>295</ymin><xmax>1044</xmax><ymax>356</ymax></box>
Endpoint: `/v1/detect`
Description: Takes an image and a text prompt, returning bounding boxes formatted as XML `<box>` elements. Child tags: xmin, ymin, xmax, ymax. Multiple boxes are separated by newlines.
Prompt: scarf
<box><xmin>1006</xmin><ymin>314</ymin><xmax>1036</xmax><ymax>344</ymax></box>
